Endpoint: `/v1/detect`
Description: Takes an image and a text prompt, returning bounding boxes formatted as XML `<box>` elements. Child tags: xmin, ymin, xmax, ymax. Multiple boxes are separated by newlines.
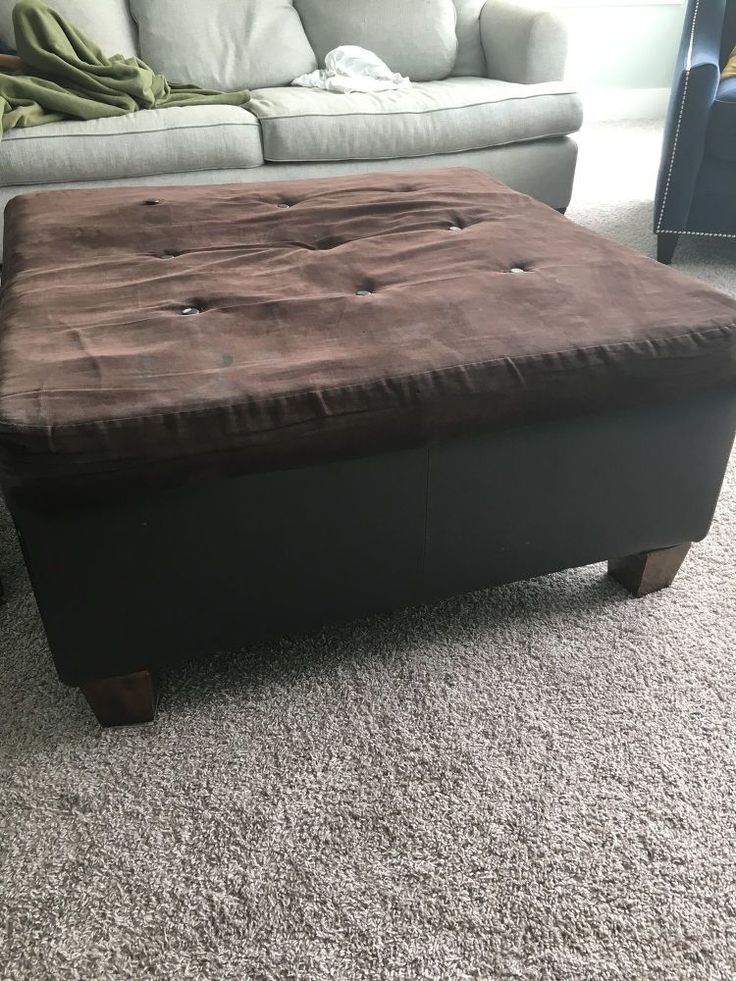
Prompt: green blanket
<box><xmin>0</xmin><ymin>0</ymin><xmax>250</xmax><ymax>140</ymax></box>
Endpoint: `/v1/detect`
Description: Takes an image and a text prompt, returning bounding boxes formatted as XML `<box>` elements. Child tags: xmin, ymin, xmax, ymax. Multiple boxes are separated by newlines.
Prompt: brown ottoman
<box><xmin>1</xmin><ymin>167</ymin><xmax>735</xmax><ymax>727</ymax></box>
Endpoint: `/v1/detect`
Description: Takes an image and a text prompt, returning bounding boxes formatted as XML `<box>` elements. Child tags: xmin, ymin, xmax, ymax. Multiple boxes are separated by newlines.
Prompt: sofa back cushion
<box><xmin>294</xmin><ymin>0</ymin><xmax>458</xmax><ymax>82</ymax></box>
<box><xmin>129</xmin><ymin>0</ymin><xmax>317</xmax><ymax>90</ymax></box>
<box><xmin>451</xmin><ymin>0</ymin><xmax>486</xmax><ymax>76</ymax></box>
<box><xmin>0</xmin><ymin>0</ymin><xmax>138</xmax><ymax>56</ymax></box>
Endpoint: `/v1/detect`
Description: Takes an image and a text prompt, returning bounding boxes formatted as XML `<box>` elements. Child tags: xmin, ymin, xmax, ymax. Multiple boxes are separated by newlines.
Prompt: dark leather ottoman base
<box><xmin>5</xmin><ymin>388</ymin><xmax>735</xmax><ymax>721</ymax></box>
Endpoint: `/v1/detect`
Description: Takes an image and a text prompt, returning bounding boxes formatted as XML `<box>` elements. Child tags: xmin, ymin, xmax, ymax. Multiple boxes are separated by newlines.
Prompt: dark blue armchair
<box><xmin>655</xmin><ymin>0</ymin><xmax>736</xmax><ymax>263</ymax></box>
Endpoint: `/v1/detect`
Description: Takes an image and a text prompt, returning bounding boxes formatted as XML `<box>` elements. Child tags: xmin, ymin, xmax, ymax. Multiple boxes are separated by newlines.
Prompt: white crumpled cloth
<box><xmin>292</xmin><ymin>45</ymin><xmax>411</xmax><ymax>94</ymax></box>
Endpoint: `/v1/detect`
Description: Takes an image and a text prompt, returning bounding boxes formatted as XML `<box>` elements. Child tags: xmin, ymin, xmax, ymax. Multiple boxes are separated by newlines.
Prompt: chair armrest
<box><xmin>654</xmin><ymin>0</ymin><xmax>724</xmax><ymax>233</ymax></box>
<box><xmin>480</xmin><ymin>0</ymin><xmax>568</xmax><ymax>84</ymax></box>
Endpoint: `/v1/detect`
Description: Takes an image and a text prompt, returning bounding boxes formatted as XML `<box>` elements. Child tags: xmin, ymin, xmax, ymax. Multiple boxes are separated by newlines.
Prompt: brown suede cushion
<box><xmin>1</xmin><ymin>167</ymin><xmax>736</xmax><ymax>499</ymax></box>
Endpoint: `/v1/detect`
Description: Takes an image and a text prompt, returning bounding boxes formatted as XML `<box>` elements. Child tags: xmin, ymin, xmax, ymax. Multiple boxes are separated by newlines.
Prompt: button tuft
<box><xmin>277</xmin><ymin>203</ymin><xmax>291</xmax><ymax>209</ymax></box>
<box><xmin>144</xmin><ymin>198</ymin><xmax>161</xmax><ymax>206</ymax></box>
<box><xmin>449</xmin><ymin>225</ymin><xmax>462</xmax><ymax>232</ymax></box>
<box><xmin>181</xmin><ymin>306</ymin><xmax>200</xmax><ymax>316</ymax></box>
<box><xmin>355</xmin><ymin>289</ymin><xmax>372</xmax><ymax>296</ymax></box>
<box><xmin>510</xmin><ymin>267</ymin><xmax>526</xmax><ymax>273</ymax></box>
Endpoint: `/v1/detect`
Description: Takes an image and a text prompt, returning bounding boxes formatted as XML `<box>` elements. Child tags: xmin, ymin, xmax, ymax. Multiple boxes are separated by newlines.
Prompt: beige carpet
<box><xmin>1</xmin><ymin>122</ymin><xmax>736</xmax><ymax>980</ymax></box>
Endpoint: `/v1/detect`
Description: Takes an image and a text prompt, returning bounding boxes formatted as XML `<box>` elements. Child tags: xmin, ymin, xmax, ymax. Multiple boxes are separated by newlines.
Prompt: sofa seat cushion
<box><xmin>706</xmin><ymin>78</ymin><xmax>736</xmax><ymax>162</ymax></box>
<box><xmin>248</xmin><ymin>78</ymin><xmax>583</xmax><ymax>163</ymax></box>
<box><xmin>0</xmin><ymin>105</ymin><xmax>263</xmax><ymax>187</ymax></box>
<box><xmin>2</xmin><ymin>168</ymin><xmax>736</xmax><ymax>499</ymax></box>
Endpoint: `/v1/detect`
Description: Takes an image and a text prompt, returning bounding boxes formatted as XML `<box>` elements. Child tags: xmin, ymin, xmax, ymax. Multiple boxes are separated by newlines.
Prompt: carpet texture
<box><xmin>1</xmin><ymin>122</ymin><xmax>736</xmax><ymax>981</ymax></box>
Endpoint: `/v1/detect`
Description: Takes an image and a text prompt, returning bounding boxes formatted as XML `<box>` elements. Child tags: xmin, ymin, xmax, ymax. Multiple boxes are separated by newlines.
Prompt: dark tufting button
<box><xmin>355</xmin><ymin>289</ymin><xmax>372</xmax><ymax>296</ymax></box>
<box><xmin>160</xmin><ymin>250</ymin><xmax>178</xmax><ymax>259</ymax></box>
<box><xmin>181</xmin><ymin>306</ymin><xmax>200</xmax><ymax>315</ymax></box>
<box><xmin>277</xmin><ymin>203</ymin><xmax>291</xmax><ymax>209</ymax></box>
<box><xmin>144</xmin><ymin>198</ymin><xmax>161</xmax><ymax>206</ymax></box>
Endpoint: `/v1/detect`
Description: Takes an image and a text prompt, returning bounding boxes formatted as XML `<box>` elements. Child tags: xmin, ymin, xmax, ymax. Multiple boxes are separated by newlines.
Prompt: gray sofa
<box><xmin>0</xmin><ymin>0</ymin><xmax>582</xmax><ymax>260</ymax></box>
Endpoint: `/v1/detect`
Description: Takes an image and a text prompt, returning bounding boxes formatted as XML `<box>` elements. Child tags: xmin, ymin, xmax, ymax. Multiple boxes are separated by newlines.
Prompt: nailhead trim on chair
<box><xmin>655</xmin><ymin>0</ymin><xmax>702</xmax><ymax>235</ymax></box>
<box><xmin>659</xmin><ymin>229</ymin><xmax>736</xmax><ymax>239</ymax></box>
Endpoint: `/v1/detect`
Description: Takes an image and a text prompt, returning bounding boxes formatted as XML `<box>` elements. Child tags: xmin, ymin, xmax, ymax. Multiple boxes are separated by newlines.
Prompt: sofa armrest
<box><xmin>480</xmin><ymin>0</ymin><xmax>568</xmax><ymax>84</ymax></box>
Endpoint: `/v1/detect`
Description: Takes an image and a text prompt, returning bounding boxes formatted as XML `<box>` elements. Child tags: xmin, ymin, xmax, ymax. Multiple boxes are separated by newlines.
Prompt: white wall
<box><xmin>544</xmin><ymin>0</ymin><xmax>687</xmax><ymax>119</ymax></box>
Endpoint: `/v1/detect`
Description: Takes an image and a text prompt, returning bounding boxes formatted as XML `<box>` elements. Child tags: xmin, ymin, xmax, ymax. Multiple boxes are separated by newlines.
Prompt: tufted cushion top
<box><xmin>2</xmin><ymin>167</ymin><xmax>736</xmax><ymax>498</ymax></box>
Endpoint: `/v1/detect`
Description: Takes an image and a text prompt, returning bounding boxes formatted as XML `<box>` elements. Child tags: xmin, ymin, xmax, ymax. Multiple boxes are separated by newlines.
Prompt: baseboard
<box><xmin>581</xmin><ymin>87</ymin><xmax>671</xmax><ymax>122</ymax></box>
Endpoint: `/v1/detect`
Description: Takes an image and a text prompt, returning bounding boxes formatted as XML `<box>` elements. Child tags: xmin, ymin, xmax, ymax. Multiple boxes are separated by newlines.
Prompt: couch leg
<box><xmin>608</xmin><ymin>543</ymin><xmax>691</xmax><ymax>598</ymax></box>
<box><xmin>79</xmin><ymin>669</ymin><xmax>156</xmax><ymax>727</ymax></box>
<box><xmin>657</xmin><ymin>233</ymin><xmax>679</xmax><ymax>265</ymax></box>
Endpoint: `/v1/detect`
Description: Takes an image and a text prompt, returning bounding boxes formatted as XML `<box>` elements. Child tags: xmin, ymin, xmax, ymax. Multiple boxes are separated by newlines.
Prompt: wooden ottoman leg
<box><xmin>79</xmin><ymin>669</ymin><xmax>156</xmax><ymax>727</ymax></box>
<box><xmin>608</xmin><ymin>543</ymin><xmax>692</xmax><ymax>598</ymax></box>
